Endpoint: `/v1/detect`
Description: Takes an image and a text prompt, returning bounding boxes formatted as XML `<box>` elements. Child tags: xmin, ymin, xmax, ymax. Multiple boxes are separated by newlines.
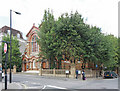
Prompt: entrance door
<box><xmin>42</xmin><ymin>62</ymin><xmax>46</xmax><ymax>69</ymax></box>
<box><xmin>24</xmin><ymin>63</ymin><xmax>27</xmax><ymax>71</ymax></box>
<box><xmin>24</xmin><ymin>60</ymin><xmax>27</xmax><ymax>71</ymax></box>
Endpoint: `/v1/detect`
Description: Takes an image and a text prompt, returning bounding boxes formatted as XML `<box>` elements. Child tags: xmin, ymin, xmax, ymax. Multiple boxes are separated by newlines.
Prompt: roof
<box><xmin>26</xmin><ymin>24</ymin><xmax>39</xmax><ymax>37</ymax></box>
<box><xmin>0</xmin><ymin>25</ymin><xmax>24</xmax><ymax>39</ymax></box>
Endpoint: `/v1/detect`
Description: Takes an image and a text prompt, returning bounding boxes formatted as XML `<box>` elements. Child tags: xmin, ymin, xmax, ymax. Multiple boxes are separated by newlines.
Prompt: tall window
<box><xmin>30</xmin><ymin>62</ymin><xmax>31</xmax><ymax>68</ymax></box>
<box><xmin>38</xmin><ymin>45</ymin><xmax>39</xmax><ymax>52</ymax></box>
<box><xmin>32</xmin><ymin>37</ymin><xmax>33</xmax><ymax>52</ymax></box>
<box><xmin>31</xmin><ymin>35</ymin><xmax>38</xmax><ymax>52</ymax></box>
<box><xmin>33</xmin><ymin>60</ymin><xmax>36</xmax><ymax>68</ymax></box>
<box><xmin>37</xmin><ymin>62</ymin><xmax>39</xmax><ymax>68</ymax></box>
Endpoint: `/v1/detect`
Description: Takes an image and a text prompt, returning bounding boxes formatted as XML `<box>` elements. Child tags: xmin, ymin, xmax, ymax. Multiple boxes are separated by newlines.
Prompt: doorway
<box><xmin>42</xmin><ymin>62</ymin><xmax>46</xmax><ymax>69</ymax></box>
<box><xmin>24</xmin><ymin>60</ymin><xmax>27</xmax><ymax>71</ymax></box>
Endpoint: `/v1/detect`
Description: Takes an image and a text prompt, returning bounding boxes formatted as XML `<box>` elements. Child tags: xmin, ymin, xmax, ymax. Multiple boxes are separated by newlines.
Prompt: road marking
<box><xmin>21</xmin><ymin>84</ymin><xmax>27</xmax><ymax>89</ymax></box>
<box><xmin>46</xmin><ymin>85</ymin><xmax>67</xmax><ymax>89</ymax></box>
<box><xmin>42</xmin><ymin>85</ymin><xmax>46</xmax><ymax>89</ymax></box>
<box><xmin>14</xmin><ymin>82</ymin><xmax>22</xmax><ymax>89</ymax></box>
<box><xmin>25</xmin><ymin>81</ymin><xmax>29</xmax><ymax>82</ymax></box>
<box><xmin>27</xmin><ymin>87</ymin><xmax>38</xmax><ymax>89</ymax></box>
<box><xmin>103</xmin><ymin>79</ymin><xmax>115</xmax><ymax>80</ymax></box>
<box><xmin>32</xmin><ymin>82</ymin><xmax>39</xmax><ymax>84</ymax></box>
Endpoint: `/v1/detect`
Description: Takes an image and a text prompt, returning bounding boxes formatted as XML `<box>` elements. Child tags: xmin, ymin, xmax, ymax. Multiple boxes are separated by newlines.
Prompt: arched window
<box><xmin>37</xmin><ymin>62</ymin><xmax>40</xmax><ymax>68</ymax></box>
<box><xmin>32</xmin><ymin>37</ymin><xmax>34</xmax><ymax>52</ymax></box>
<box><xmin>31</xmin><ymin>35</ymin><xmax>39</xmax><ymax>52</ymax></box>
<box><xmin>30</xmin><ymin>62</ymin><xmax>31</xmax><ymax>68</ymax></box>
<box><xmin>38</xmin><ymin>45</ymin><xmax>39</xmax><ymax>52</ymax></box>
<box><xmin>33</xmin><ymin>60</ymin><xmax>36</xmax><ymax>68</ymax></box>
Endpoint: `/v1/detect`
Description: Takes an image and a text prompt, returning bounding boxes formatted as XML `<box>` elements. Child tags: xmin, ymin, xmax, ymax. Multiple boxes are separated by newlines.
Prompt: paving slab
<box><xmin>1</xmin><ymin>81</ymin><xmax>24</xmax><ymax>90</ymax></box>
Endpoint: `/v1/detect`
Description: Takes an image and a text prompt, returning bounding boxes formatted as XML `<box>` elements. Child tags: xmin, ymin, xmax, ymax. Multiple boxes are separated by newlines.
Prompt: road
<box><xmin>2</xmin><ymin>73</ymin><xmax>119</xmax><ymax>90</ymax></box>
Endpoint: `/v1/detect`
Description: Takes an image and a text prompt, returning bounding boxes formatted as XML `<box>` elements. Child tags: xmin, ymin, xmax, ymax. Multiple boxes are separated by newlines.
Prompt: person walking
<box><xmin>82</xmin><ymin>70</ymin><xmax>86</xmax><ymax>80</ymax></box>
<box><xmin>76</xmin><ymin>70</ymin><xmax>78</xmax><ymax>79</ymax></box>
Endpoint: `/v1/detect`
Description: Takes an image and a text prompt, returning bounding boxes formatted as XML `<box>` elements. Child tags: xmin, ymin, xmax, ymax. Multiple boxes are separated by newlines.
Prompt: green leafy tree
<box><xmin>118</xmin><ymin>38</ymin><xmax>120</xmax><ymax>66</ymax></box>
<box><xmin>0</xmin><ymin>45</ymin><xmax>2</xmax><ymax>63</ymax></box>
<box><xmin>117</xmin><ymin>38</ymin><xmax>120</xmax><ymax>74</ymax></box>
<box><xmin>105</xmin><ymin>35</ymin><xmax>118</xmax><ymax>67</ymax></box>
<box><xmin>2</xmin><ymin>34</ymin><xmax>22</xmax><ymax>72</ymax></box>
<box><xmin>55</xmin><ymin>12</ymin><xmax>85</xmax><ymax>63</ymax></box>
<box><xmin>37</xmin><ymin>9</ymin><xmax>56</xmax><ymax>68</ymax></box>
<box><xmin>37</xmin><ymin>9</ymin><xmax>118</xmax><ymax>70</ymax></box>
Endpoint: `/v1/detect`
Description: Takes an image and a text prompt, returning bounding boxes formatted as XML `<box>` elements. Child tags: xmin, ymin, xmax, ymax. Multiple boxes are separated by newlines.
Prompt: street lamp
<box><xmin>10</xmin><ymin>9</ymin><xmax>21</xmax><ymax>83</ymax></box>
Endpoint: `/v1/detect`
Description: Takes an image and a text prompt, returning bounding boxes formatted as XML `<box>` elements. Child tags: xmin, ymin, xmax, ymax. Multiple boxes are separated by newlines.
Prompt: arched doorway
<box><xmin>24</xmin><ymin>60</ymin><xmax>27</xmax><ymax>71</ymax></box>
<box><xmin>42</xmin><ymin>62</ymin><xmax>46</xmax><ymax>69</ymax></box>
<box><xmin>33</xmin><ymin>59</ymin><xmax>36</xmax><ymax>69</ymax></box>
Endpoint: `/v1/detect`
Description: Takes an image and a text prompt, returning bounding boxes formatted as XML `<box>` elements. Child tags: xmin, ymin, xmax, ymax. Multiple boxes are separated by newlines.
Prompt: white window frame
<box><xmin>37</xmin><ymin>62</ymin><xmax>40</xmax><ymax>68</ymax></box>
<box><xmin>33</xmin><ymin>60</ymin><xmax>36</xmax><ymax>68</ymax></box>
<box><xmin>30</xmin><ymin>62</ymin><xmax>31</xmax><ymax>68</ymax></box>
<box><xmin>38</xmin><ymin>45</ymin><xmax>39</xmax><ymax>52</ymax></box>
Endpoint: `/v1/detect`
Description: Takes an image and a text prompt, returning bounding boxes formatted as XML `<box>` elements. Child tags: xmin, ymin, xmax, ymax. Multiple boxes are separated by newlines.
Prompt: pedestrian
<box><xmin>76</xmin><ymin>70</ymin><xmax>78</xmax><ymax>79</ymax></box>
<box><xmin>82</xmin><ymin>70</ymin><xmax>86</xmax><ymax>80</ymax></box>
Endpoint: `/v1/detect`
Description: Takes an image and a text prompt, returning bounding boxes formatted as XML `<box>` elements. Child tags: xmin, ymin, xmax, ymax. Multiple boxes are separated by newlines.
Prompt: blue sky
<box><xmin>0</xmin><ymin>0</ymin><xmax>119</xmax><ymax>39</ymax></box>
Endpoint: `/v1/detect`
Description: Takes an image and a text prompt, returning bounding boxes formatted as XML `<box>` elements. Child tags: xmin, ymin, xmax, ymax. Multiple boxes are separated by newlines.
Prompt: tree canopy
<box><xmin>37</xmin><ymin>9</ymin><xmax>118</xmax><ymax>69</ymax></box>
<box><xmin>2</xmin><ymin>34</ymin><xmax>22</xmax><ymax>72</ymax></box>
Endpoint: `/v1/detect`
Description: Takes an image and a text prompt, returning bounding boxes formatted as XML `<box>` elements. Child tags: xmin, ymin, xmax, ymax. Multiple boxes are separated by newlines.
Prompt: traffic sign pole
<box><xmin>4</xmin><ymin>43</ymin><xmax>8</xmax><ymax>90</ymax></box>
<box><xmin>4</xmin><ymin>43</ymin><xmax>7</xmax><ymax>53</ymax></box>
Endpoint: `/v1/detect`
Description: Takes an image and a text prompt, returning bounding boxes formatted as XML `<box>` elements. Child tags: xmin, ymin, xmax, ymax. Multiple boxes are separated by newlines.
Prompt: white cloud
<box><xmin>0</xmin><ymin>0</ymin><xmax>119</xmax><ymax>39</ymax></box>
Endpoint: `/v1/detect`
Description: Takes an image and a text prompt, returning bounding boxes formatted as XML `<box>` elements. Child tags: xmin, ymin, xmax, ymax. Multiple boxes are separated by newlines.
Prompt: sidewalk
<box><xmin>17</xmin><ymin>70</ymin><xmax>39</xmax><ymax>75</ymax></box>
<box><xmin>17</xmin><ymin>71</ymin><xmax>103</xmax><ymax>81</ymax></box>
<box><xmin>0</xmin><ymin>81</ymin><xmax>24</xmax><ymax>90</ymax></box>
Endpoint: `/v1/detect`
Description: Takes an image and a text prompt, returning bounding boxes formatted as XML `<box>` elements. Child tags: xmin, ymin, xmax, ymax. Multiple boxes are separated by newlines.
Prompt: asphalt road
<box><xmin>2</xmin><ymin>73</ymin><xmax>119</xmax><ymax>90</ymax></box>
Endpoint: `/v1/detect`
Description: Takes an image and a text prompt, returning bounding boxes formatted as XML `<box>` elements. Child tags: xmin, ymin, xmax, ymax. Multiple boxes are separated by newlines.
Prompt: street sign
<box><xmin>4</xmin><ymin>43</ymin><xmax>7</xmax><ymax>53</ymax></box>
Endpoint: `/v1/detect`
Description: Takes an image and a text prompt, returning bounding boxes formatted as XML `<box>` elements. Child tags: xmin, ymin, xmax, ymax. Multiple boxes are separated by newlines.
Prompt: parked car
<box><xmin>110</xmin><ymin>71</ymin><xmax>118</xmax><ymax>78</ymax></box>
<box><xmin>104</xmin><ymin>71</ymin><xmax>118</xmax><ymax>78</ymax></box>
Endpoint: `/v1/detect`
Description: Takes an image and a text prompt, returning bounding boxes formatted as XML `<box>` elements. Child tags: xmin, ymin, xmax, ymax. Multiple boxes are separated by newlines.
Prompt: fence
<box><xmin>3</xmin><ymin>69</ymin><xmax>13</xmax><ymax>73</ymax></box>
<box><xmin>42</xmin><ymin>69</ymin><xmax>71</xmax><ymax>77</ymax></box>
<box><xmin>3</xmin><ymin>65</ymin><xmax>17</xmax><ymax>74</ymax></box>
<box><xmin>41</xmin><ymin>68</ymin><xmax>99</xmax><ymax>78</ymax></box>
<box><xmin>85</xmin><ymin>69</ymin><xmax>99</xmax><ymax>78</ymax></box>
<box><xmin>42</xmin><ymin>69</ymin><xmax>53</xmax><ymax>74</ymax></box>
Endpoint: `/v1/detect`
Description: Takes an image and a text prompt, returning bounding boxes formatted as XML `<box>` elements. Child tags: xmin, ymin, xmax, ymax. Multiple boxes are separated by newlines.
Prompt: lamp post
<box><xmin>10</xmin><ymin>10</ymin><xmax>21</xmax><ymax>83</ymax></box>
<box><xmin>0</xmin><ymin>41</ymin><xmax>9</xmax><ymax>90</ymax></box>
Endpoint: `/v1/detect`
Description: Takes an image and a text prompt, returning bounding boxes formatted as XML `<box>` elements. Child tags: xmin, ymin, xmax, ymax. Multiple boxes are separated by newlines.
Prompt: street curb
<box><xmin>21</xmin><ymin>83</ymin><xmax>27</xmax><ymax>89</ymax></box>
<box><xmin>8</xmin><ymin>82</ymin><xmax>23</xmax><ymax>89</ymax></box>
<box><xmin>14</xmin><ymin>82</ymin><xmax>23</xmax><ymax>89</ymax></box>
<box><xmin>15</xmin><ymin>73</ymin><xmax>103</xmax><ymax>82</ymax></box>
<box><xmin>16</xmin><ymin>72</ymin><xmax>38</xmax><ymax>76</ymax></box>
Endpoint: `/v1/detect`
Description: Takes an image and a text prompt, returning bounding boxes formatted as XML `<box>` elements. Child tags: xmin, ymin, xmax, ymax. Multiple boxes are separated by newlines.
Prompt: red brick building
<box><xmin>22</xmin><ymin>24</ymin><xmax>49</xmax><ymax>71</ymax></box>
<box><xmin>22</xmin><ymin>24</ymin><xmax>97</xmax><ymax>71</ymax></box>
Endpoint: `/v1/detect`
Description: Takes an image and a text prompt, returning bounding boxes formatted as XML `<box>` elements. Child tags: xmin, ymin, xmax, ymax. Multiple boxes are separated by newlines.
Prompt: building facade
<box><xmin>22</xmin><ymin>24</ymin><xmax>49</xmax><ymax>71</ymax></box>
<box><xmin>22</xmin><ymin>24</ymin><xmax>98</xmax><ymax>72</ymax></box>
<box><xmin>0</xmin><ymin>26</ymin><xmax>26</xmax><ymax>55</ymax></box>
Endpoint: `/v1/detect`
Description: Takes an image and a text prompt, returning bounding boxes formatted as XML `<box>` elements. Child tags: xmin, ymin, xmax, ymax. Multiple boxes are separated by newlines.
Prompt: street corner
<box><xmin>20</xmin><ymin>83</ymin><xmax>28</xmax><ymax>89</ymax></box>
<box><xmin>7</xmin><ymin>82</ymin><xmax>24</xmax><ymax>89</ymax></box>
